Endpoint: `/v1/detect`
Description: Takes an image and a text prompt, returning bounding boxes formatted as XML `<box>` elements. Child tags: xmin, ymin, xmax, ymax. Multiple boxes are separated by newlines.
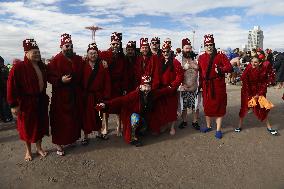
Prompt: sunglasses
<box><xmin>204</xmin><ymin>44</ymin><xmax>213</xmax><ymax>47</ymax></box>
<box><xmin>65</xmin><ymin>44</ymin><xmax>73</xmax><ymax>48</ymax></box>
<box><xmin>111</xmin><ymin>43</ymin><xmax>119</xmax><ymax>46</ymax></box>
<box><xmin>162</xmin><ymin>50</ymin><xmax>170</xmax><ymax>53</ymax></box>
<box><xmin>151</xmin><ymin>42</ymin><xmax>159</xmax><ymax>45</ymax></box>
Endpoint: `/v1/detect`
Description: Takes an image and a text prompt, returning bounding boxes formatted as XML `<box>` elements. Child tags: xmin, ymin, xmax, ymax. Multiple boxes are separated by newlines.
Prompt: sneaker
<box><xmin>267</xmin><ymin>128</ymin><xmax>278</xmax><ymax>136</ymax></box>
<box><xmin>215</xmin><ymin>131</ymin><xmax>223</xmax><ymax>139</ymax></box>
<box><xmin>178</xmin><ymin>122</ymin><xmax>187</xmax><ymax>129</ymax></box>
<box><xmin>192</xmin><ymin>122</ymin><xmax>200</xmax><ymax>130</ymax></box>
<box><xmin>234</xmin><ymin>128</ymin><xmax>242</xmax><ymax>132</ymax></box>
<box><xmin>200</xmin><ymin>127</ymin><xmax>212</xmax><ymax>133</ymax></box>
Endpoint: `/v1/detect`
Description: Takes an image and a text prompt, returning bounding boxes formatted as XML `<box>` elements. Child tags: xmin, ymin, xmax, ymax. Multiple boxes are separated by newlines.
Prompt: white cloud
<box><xmin>0</xmin><ymin>0</ymin><xmax>284</xmax><ymax>63</ymax></box>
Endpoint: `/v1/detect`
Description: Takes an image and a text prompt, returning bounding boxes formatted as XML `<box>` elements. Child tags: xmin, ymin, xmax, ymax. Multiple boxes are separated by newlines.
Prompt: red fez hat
<box><xmin>60</xmin><ymin>33</ymin><xmax>72</xmax><ymax>47</ymax></box>
<box><xmin>87</xmin><ymin>42</ymin><xmax>98</xmax><ymax>52</ymax></box>
<box><xmin>151</xmin><ymin>37</ymin><xmax>160</xmax><ymax>44</ymax></box>
<box><xmin>204</xmin><ymin>34</ymin><xmax>214</xmax><ymax>44</ymax></box>
<box><xmin>182</xmin><ymin>38</ymin><xmax>191</xmax><ymax>48</ymax></box>
<box><xmin>126</xmin><ymin>41</ymin><xmax>136</xmax><ymax>49</ymax></box>
<box><xmin>162</xmin><ymin>41</ymin><xmax>171</xmax><ymax>51</ymax></box>
<box><xmin>111</xmin><ymin>32</ymin><xmax>122</xmax><ymax>42</ymax></box>
<box><xmin>23</xmin><ymin>39</ymin><xmax>39</xmax><ymax>52</ymax></box>
<box><xmin>140</xmin><ymin>38</ymin><xmax>149</xmax><ymax>47</ymax></box>
<box><xmin>141</xmin><ymin>75</ymin><xmax>151</xmax><ymax>85</ymax></box>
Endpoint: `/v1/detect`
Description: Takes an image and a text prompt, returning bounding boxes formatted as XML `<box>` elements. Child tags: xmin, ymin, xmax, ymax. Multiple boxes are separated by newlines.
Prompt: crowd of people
<box><xmin>1</xmin><ymin>32</ymin><xmax>283</xmax><ymax>161</ymax></box>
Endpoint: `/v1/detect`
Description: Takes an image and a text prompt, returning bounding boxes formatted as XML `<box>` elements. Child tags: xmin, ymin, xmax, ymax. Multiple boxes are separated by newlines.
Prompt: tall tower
<box><xmin>85</xmin><ymin>26</ymin><xmax>103</xmax><ymax>42</ymax></box>
<box><xmin>247</xmin><ymin>26</ymin><xmax>264</xmax><ymax>50</ymax></box>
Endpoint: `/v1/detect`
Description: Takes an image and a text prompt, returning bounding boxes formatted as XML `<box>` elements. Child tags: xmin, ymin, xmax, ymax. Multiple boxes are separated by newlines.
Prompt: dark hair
<box><xmin>176</xmin><ymin>48</ymin><xmax>181</xmax><ymax>53</ymax></box>
<box><xmin>205</xmin><ymin>44</ymin><xmax>217</xmax><ymax>80</ymax></box>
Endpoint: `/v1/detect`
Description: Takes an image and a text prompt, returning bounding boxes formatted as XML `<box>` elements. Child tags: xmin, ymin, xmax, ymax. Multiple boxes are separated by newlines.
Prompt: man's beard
<box><xmin>182</xmin><ymin>51</ymin><xmax>191</xmax><ymax>58</ymax></box>
<box><xmin>64</xmin><ymin>49</ymin><xmax>74</xmax><ymax>58</ymax></box>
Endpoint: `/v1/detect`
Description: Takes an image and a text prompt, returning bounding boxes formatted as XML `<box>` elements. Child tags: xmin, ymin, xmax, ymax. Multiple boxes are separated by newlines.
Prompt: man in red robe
<box><xmin>149</xmin><ymin>41</ymin><xmax>184</xmax><ymax>135</ymax></box>
<box><xmin>81</xmin><ymin>43</ymin><xmax>111</xmax><ymax>145</ymax></box>
<box><xmin>198</xmin><ymin>34</ymin><xmax>233</xmax><ymax>139</ymax></box>
<box><xmin>7</xmin><ymin>39</ymin><xmax>49</xmax><ymax>161</ymax></box>
<box><xmin>150</xmin><ymin>37</ymin><xmax>161</xmax><ymax>55</ymax></box>
<box><xmin>133</xmin><ymin>38</ymin><xmax>152</xmax><ymax>89</ymax></box>
<box><xmin>236</xmin><ymin>54</ymin><xmax>278</xmax><ymax>135</ymax></box>
<box><xmin>95</xmin><ymin>75</ymin><xmax>175</xmax><ymax>147</ymax></box>
<box><xmin>99</xmin><ymin>32</ymin><xmax>128</xmax><ymax>136</ymax></box>
<box><xmin>47</xmin><ymin>33</ymin><xmax>84</xmax><ymax>155</ymax></box>
<box><xmin>125</xmin><ymin>41</ymin><xmax>137</xmax><ymax>92</ymax></box>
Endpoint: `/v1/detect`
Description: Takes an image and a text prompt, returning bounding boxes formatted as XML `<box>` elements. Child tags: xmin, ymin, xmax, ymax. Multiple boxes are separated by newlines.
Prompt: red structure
<box><xmin>85</xmin><ymin>26</ymin><xmax>103</xmax><ymax>42</ymax></box>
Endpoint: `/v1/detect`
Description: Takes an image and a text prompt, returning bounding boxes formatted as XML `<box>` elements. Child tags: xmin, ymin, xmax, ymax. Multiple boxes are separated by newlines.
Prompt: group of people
<box><xmin>4</xmin><ymin>32</ymin><xmax>281</xmax><ymax>161</ymax></box>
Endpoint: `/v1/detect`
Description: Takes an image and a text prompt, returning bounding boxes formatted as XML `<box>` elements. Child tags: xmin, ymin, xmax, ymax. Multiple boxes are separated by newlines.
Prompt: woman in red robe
<box><xmin>236</xmin><ymin>54</ymin><xmax>278</xmax><ymax>135</ymax></box>
<box><xmin>81</xmin><ymin>43</ymin><xmax>111</xmax><ymax>144</ymax></box>
<box><xmin>7</xmin><ymin>39</ymin><xmax>49</xmax><ymax>161</ymax></box>
<box><xmin>198</xmin><ymin>34</ymin><xmax>233</xmax><ymax>139</ymax></box>
<box><xmin>47</xmin><ymin>34</ymin><xmax>84</xmax><ymax>155</ymax></box>
<box><xmin>150</xmin><ymin>42</ymin><xmax>184</xmax><ymax>135</ymax></box>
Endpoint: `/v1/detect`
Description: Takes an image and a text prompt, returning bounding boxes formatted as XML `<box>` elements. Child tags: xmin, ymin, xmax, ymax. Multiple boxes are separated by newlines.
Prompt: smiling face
<box><xmin>61</xmin><ymin>42</ymin><xmax>73</xmax><ymax>57</ymax></box>
<box><xmin>140</xmin><ymin>83</ymin><xmax>151</xmax><ymax>94</ymax></box>
<box><xmin>87</xmin><ymin>49</ymin><xmax>98</xmax><ymax>62</ymax></box>
<box><xmin>140</xmin><ymin>46</ymin><xmax>149</xmax><ymax>56</ymax></box>
<box><xmin>162</xmin><ymin>49</ymin><xmax>170</xmax><ymax>59</ymax></box>
<box><xmin>26</xmin><ymin>49</ymin><xmax>41</xmax><ymax>62</ymax></box>
<box><xmin>251</xmin><ymin>57</ymin><xmax>260</xmax><ymax>68</ymax></box>
<box><xmin>126</xmin><ymin>47</ymin><xmax>135</xmax><ymax>57</ymax></box>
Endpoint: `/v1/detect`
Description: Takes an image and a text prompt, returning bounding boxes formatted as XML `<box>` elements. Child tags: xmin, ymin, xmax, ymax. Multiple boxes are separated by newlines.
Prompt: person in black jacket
<box><xmin>0</xmin><ymin>56</ymin><xmax>13</xmax><ymax>123</ymax></box>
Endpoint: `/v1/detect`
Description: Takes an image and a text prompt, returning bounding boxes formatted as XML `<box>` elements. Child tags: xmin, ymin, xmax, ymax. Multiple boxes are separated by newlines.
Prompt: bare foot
<box><xmin>116</xmin><ymin>129</ymin><xmax>122</xmax><ymax>137</ymax></box>
<box><xmin>25</xmin><ymin>152</ymin><xmax>32</xmax><ymax>161</ymax></box>
<box><xmin>170</xmin><ymin>128</ymin><xmax>176</xmax><ymax>136</ymax></box>
<box><xmin>37</xmin><ymin>149</ymin><xmax>48</xmax><ymax>158</ymax></box>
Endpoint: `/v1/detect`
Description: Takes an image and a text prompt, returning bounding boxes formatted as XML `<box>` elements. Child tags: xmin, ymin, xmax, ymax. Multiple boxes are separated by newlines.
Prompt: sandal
<box><xmin>267</xmin><ymin>128</ymin><xmax>278</xmax><ymax>136</ymax></box>
<box><xmin>81</xmin><ymin>138</ymin><xmax>89</xmax><ymax>145</ymax></box>
<box><xmin>97</xmin><ymin>134</ymin><xmax>109</xmax><ymax>140</ymax></box>
<box><xmin>56</xmin><ymin>150</ymin><xmax>65</xmax><ymax>156</ymax></box>
<box><xmin>234</xmin><ymin>128</ymin><xmax>242</xmax><ymax>132</ymax></box>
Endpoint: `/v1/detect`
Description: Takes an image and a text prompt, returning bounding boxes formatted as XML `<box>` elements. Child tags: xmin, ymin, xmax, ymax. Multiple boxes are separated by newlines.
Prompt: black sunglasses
<box><xmin>205</xmin><ymin>44</ymin><xmax>213</xmax><ymax>47</ymax></box>
<box><xmin>65</xmin><ymin>44</ymin><xmax>73</xmax><ymax>48</ymax></box>
<box><xmin>162</xmin><ymin>50</ymin><xmax>170</xmax><ymax>53</ymax></box>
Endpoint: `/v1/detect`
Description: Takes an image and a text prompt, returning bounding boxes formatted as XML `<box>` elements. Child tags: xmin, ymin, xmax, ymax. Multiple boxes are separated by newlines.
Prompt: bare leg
<box><xmin>216</xmin><ymin>117</ymin><xmax>223</xmax><ymax>131</ymax></box>
<box><xmin>101</xmin><ymin>113</ymin><xmax>108</xmax><ymax>135</ymax></box>
<box><xmin>24</xmin><ymin>142</ymin><xmax>32</xmax><ymax>161</ymax></box>
<box><xmin>116</xmin><ymin>114</ymin><xmax>122</xmax><ymax>136</ymax></box>
<box><xmin>181</xmin><ymin>109</ymin><xmax>187</xmax><ymax>122</ymax></box>
<box><xmin>36</xmin><ymin>139</ymin><xmax>47</xmax><ymax>158</ymax></box>
<box><xmin>265</xmin><ymin>118</ymin><xmax>272</xmax><ymax>129</ymax></box>
<box><xmin>205</xmin><ymin>116</ymin><xmax>211</xmax><ymax>128</ymax></box>
<box><xmin>193</xmin><ymin>109</ymin><xmax>199</xmax><ymax>123</ymax></box>
<box><xmin>170</xmin><ymin>122</ymin><xmax>176</xmax><ymax>135</ymax></box>
<box><xmin>238</xmin><ymin>117</ymin><xmax>244</xmax><ymax>128</ymax></box>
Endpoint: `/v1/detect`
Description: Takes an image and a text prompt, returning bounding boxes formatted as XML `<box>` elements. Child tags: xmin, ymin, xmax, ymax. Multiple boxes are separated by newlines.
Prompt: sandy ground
<box><xmin>0</xmin><ymin>84</ymin><xmax>284</xmax><ymax>189</ymax></box>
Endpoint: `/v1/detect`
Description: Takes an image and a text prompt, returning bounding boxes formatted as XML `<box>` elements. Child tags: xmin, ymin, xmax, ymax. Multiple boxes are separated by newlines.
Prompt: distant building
<box><xmin>247</xmin><ymin>26</ymin><xmax>264</xmax><ymax>50</ymax></box>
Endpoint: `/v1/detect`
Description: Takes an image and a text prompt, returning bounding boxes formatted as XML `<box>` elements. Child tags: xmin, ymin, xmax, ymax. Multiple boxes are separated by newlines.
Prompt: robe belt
<box><xmin>203</xmin><ymin>76</ymin><xmax>225</xmax><ymax>99</ymax></box>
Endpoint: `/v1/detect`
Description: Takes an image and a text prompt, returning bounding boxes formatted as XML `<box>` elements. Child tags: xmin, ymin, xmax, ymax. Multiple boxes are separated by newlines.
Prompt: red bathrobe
<box><xmin>133</xmin><ymin>55</ymin><xmax>152</xmax><ymax>89</ymax></box>
<box><xmin>7</xmin><ymin>57</ymin><xmax>49</xmax><ymax>143</ymax></box>
<box><xmin>99</xmin><ymin>50</ymin><xmax>128</xmax><ymax>98</ymax></box>
<box><xmin>198</xmin><ymin>52</ymin><xmax>232</xmax><ymax>117</ymax></box>
<box><xmin>82</xmin><ymin>61</ymin><xmax>111</xmax><ymax>134</ymax></box>
<box><xmin>47</xmin><ymin>52</ymin><xmax>84</xmax><ymax>145</ymax></box>
<box><xmin>105</xmin><ymin>88</ymin><xmax>175</xmax><ymax>143</ymax></box>
<box><xmin>239</xmin><ymin>63</ymin><xmax>270</xmax><ymax>121</ymax></box>
<box><xmin>149</xmin><ymin>58</ymin><xmax>184</xmax><ymax>133</ymax></box>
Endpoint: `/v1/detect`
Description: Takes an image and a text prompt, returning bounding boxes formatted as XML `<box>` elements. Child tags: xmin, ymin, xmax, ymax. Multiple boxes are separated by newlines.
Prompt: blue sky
<box><xmin>0</xmin><ymin>0</ymin><xmax>284</xmax><ymax>62</ymax></box>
